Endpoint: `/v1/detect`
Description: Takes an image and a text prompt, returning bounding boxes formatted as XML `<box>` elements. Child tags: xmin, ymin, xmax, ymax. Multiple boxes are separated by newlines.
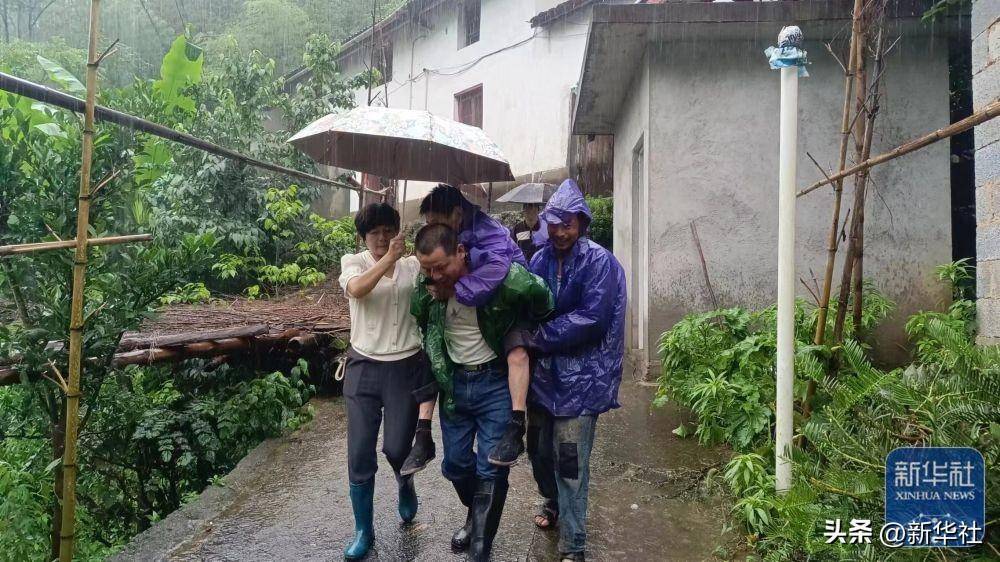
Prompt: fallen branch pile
<box><xmin>0</xmin><ymin>284</ymin><xmax>351</xmax><ymax>386</ymax></box>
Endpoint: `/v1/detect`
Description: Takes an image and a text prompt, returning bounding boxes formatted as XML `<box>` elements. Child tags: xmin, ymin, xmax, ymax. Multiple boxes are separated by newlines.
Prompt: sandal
<box><xmin>560</xmin><ymin>553</ymin><xmax>585</xmax><ymax>562</ymax></box>
<box><xmin>533</xmin><ymin>504</ymin><xmax>558</xmax><ymax>530</ymax></box>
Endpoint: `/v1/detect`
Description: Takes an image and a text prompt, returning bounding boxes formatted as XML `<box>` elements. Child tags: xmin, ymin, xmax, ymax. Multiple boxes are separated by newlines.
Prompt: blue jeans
<box><xmin>440</xmin><ymin>363</ymin><xmax>512</xmax><ymax>481</ymax></box>
<box><xmin>527</xmin><ymin>406</ymin><xmax>598</xmax><ymax>555</ymax></box>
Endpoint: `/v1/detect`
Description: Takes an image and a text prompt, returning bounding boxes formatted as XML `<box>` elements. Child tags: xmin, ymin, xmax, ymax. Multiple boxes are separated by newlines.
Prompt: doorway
<box><xmin>630</xmin><ymin>135</ymin><xmax>647</xmax><ymax>355</ymax></box>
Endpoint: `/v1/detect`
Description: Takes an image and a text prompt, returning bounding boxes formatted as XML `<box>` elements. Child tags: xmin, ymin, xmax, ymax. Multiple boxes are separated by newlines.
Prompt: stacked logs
<box><xmin>0</xmin><ymin>324</ymin><xmax>347</xmax><ymax>387</ymax></box>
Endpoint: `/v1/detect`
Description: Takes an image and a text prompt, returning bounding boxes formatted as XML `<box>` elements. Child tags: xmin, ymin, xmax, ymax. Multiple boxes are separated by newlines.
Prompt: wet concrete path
<box><xmin>114</xmin><ymin>382</ymin><xmax>734</xmax><ymax>561</ymax></box>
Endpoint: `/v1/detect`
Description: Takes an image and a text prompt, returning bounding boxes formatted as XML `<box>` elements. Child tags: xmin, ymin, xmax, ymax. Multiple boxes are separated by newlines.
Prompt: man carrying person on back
<box><xmin>410</xmin><ymin>223</ymin><xmax>553</xmax><ymax>561</ymax></box>
<box><xmin>402</xmin><ymin>184</ymin><xmax>535</xmax><ymax>477</ymax></box>
<box><xmin>516</xmin><ymin>179</ymin><xmax>627</xmax><ymax>562</ymax></box>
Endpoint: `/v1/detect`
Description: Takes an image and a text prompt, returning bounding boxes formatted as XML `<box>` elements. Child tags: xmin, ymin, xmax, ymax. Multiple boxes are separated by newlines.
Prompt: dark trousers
<box><xmin>527</xmin><ymin>405</ymin><xmax>598</xmax><ymax>555</ymax></box>
<box><xmin>440</xmin><ymin>362</ymin><xmax>512</xmax><ymax>482</ymax></box>
<box><xmin>344</xmin><ymin>349</ymin><xmax>426</xmax><ymax>484</ymax></box>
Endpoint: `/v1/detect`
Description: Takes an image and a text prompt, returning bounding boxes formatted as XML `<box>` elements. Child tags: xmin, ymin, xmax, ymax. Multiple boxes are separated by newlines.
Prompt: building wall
<box><xmin>974</xmin><ymin>0</ymin><xmax>1000</xmax><ymax>344</ymax></box>
<box><xmin>612</xmin><ymin>51</ymin><xmax>650</xmax><ymax>370</ymax></box>
<box><xmin>640</xmin><ymin>35</ymin><xmax>953</xmax><ymax>362</ymax></box>
<box><xmin>339</xmin><ymin>0</ymin><xmax>592</xmax><ymax>207</ymax></box>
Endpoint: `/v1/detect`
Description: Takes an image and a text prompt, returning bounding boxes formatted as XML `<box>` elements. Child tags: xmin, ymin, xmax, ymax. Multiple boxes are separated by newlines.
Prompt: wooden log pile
<box><xmin>0</xmin><ymin>324</ymin><xmax>347</xmax><ymax>387</ymax></box>
<box><xmin>0</xmin><ymin>283</ymin><xmax>351</xmax><ymax>387</ymax></box>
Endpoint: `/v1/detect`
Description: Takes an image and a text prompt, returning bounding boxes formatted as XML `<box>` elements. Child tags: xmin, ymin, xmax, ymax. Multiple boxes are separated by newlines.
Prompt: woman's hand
<box><xmin>385</xmin><ymin>233</ymin><xmax>406</xmax><ymax>263</ymax></box>
<box><xmin>346</xmin><ymin>233</ymin><xmax>406</xmax><ymax>299</ymax></box>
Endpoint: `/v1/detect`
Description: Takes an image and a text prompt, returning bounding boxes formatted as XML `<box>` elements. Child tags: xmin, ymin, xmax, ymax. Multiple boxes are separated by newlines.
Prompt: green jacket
<box><xmin>410</xmin><ymin>263</ymin><xmax>554</xmax><ymax>416</ymax></box>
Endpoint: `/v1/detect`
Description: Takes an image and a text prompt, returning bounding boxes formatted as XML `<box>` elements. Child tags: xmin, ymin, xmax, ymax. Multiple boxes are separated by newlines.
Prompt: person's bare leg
<box><xmin>401</xmin><ymin>397</ymin><xmax>438</xmax><ymax>476</ymax></box>
<box><xmin>507</xmin><ymin>347</ymin><xmax>529</xmax><ymax>411</ymax></box>
<box><xmin>489</xmin><ymin>347</ymin><xmax>529</xmax><ymax>466</ymax></box>
<box><xmin>418</xmin><ymin>399</ymin><xmax>435</xmax><ymax>421</ymax></box>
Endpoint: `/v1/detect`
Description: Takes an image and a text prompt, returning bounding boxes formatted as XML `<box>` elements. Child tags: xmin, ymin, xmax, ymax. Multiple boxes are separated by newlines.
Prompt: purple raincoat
<box><xmin>456</xmin><ymin>198</ymin><xmax>527</xmax><ymax>307</ymax></box>
<box><xmin>527</xmin><ymin>179</ymin><xmax>626</xmax><ymax>417</ymax></box>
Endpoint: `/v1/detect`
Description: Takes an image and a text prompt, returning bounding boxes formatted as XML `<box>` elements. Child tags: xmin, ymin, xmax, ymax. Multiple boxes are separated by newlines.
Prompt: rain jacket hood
<box><xmin>528</xmin><ymin>179</ymin><xmax>626</xmax><ymax>417</ymax></box>
<box><xmin>539</xmin><ymin>179</ymin><xmax>592</xmax><ymax>229</ymax></box>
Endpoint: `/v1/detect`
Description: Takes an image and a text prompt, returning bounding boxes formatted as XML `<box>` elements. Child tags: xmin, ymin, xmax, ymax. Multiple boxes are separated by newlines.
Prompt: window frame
<box><xmin>458</xmin><ymin>0</ymin><xmax>481</xmax><ymax>49</ymax></box>
<box><xmin>454</xmin><ymin>84</ymin><xmax>484</xmax><ymax>128</ymax></box>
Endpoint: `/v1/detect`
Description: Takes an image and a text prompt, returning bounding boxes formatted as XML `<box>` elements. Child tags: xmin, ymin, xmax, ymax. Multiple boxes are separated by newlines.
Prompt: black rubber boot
<box><xmin>396</xmin><ymin>472</ymin><xmax>418</xmax><ymax>523</ymax></box>
<box><xmin>400</xmin><ymin>426</ymin><xmax>436</xmax><ymax>476</ymax></box>
<box><xmin>469</xmin><ymin>475</ymin><xmax>510</xmax><ymax>561</ymax></box>
<box><xmin>487</xmin><ymin>420</ymin><xmax>525</xmax><ymax>467</ymax></box>
<box><xmin>450</xmin><ymin>477</ymin><xmax>477</xmax><ymax>551</ymax></box>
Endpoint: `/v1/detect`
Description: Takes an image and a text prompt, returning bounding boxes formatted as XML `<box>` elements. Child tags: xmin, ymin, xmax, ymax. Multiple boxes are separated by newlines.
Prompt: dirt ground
<box><xmin>113</xmin><ymin>382</ymin><xmax>737</xmax><ymax>561</ymax></box>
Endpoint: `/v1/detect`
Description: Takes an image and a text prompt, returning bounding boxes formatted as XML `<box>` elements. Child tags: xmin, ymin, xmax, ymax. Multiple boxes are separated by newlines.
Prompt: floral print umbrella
<box><xmin>287</xmin><ymin>106</ymin><xmax>515</xmax><ymax>184</ymax></box>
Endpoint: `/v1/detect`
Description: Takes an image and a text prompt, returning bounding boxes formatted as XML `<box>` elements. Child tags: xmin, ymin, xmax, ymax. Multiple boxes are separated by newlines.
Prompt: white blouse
<box><xmin>338</xmin><ymin>251</ymin><xmax>423</xmax><ymax>361</ymax></box>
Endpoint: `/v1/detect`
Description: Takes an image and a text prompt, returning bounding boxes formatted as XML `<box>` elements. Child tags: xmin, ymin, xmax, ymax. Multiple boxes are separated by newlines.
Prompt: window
<box><xmin>455</xmin><ymin>85</ymin><xmax>483</xmax><ymax>128</ymax></box>
<box><xmin>459</xmin><ymin>0</ymin><xmax>480</xmax><ymax>49</ymax></box>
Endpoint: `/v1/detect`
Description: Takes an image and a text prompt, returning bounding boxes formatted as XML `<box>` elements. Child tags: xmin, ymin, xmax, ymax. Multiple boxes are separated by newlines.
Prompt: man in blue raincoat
<box><xmin>519</xmin><ymin>179</ymin><xmax>626</xmax><ymax>562</ymax></box>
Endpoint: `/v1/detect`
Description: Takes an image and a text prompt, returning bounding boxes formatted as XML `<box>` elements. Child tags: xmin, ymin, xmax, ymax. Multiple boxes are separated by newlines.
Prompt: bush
<box><xmin>585</xmin><ymin>196</ymin><xmax>612</xmax><ymax>249</ymax></box>
<box><xmin>655</xmin><ymin>262</ymin><xmax>999</xmax><ymax>560</ymax></box>
<box><xmin>0</xmin><ymin>33</ymin><xmax>357</xmax><ymax>558</ymax></box>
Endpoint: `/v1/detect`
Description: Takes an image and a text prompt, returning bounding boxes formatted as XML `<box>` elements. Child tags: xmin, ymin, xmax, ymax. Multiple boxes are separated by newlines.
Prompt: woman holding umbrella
<box><xmin>338</xmin><ymin>203</ymin><xmax>436</xmax><ymax>560</ymax></box>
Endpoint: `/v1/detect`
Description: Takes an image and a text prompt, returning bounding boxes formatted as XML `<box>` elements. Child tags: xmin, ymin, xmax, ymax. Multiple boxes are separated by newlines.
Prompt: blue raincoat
<box><xmin>527</xmin><ymin>180</ymin><xmax>626</xmax><ymax>417</ymax></box>
<box><xmin>456</xmin><ymin>197</ymin><xmax>527</xmax><ymax>307</ymax></box>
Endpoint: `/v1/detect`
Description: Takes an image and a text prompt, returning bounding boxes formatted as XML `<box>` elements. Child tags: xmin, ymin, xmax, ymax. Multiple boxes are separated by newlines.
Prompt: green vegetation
<box><xmin>656</xmin><ymin>261</ymin><xmax>998</xmax><ymax>560</ymax></box>
<box><xmin>1</xmin><ymin>0</ymin><xmax>407</xmax><ymax>79</ymax></box>
<box><xmin>584</xmin><ymin>195</ymin><xmax>612</xmax><ymax>250</ymax></box>
<box><xmin>0</xmin><ymin>31</ymin><xmax>359</xmax><ymax>559</ymax></box>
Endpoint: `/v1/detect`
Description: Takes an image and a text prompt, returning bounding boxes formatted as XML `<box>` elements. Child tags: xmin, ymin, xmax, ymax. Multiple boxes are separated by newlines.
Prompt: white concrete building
<box><xmin>573</xmin><ymin>0</ymin><xmax>969</xmax><ymax>370</ymax></box>
<box><xmin>973</xmin><ymin>0</ymin><xmax>999</xmax><ymax>345</ymax></box>
<box><xmin>331</xmin><ymin>0</ymin><xmax>618</xmax><ymax>213</ymax></box>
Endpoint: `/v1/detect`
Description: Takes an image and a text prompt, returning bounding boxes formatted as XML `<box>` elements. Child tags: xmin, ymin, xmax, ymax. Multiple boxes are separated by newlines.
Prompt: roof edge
<box><xmin>530</xmin><ymin>0</ymin><xmax>599</xmax><ymax>28</ymax></box>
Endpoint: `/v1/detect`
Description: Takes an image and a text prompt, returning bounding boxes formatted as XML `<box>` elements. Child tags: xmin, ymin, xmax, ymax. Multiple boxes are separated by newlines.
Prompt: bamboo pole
<box><xmin>0</xmin><ymin>72</ymin><xmax>366</xmax><ymax>195</ymax></box>
<box><xmin>851</xmin><ymin>29</ymin><xmax>886</xmax><ymax>332</ymax></box>
<box><xmin>0</xmin><ymin>233</ymin><xmax>152</xmax><ymax>256</ymax></box>
<box><xmin>800</xmin><ymin>0</ymin><xmax>866</xmax><ymax>423</ymax></box>
<box><xmin>59</xmin><ymin>1</ymin><xmax>101</xmax><ymax>558</ymax></box>
<box><xmin>833</xmin><ymin>21</ymin><xmax>874</xmax><ymax>346</ymax></box>
<box><xmin>797</xmin><ymin>99</ymin><xmax>1000</xmax><ymax>198</ymax></box>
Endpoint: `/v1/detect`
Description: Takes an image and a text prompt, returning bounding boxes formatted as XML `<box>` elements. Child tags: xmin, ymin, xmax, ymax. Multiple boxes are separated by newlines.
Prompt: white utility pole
<box><xmin>768</xmin><ymin>25</ymin><xmax>806</xmax><ymax>493</ymax></box>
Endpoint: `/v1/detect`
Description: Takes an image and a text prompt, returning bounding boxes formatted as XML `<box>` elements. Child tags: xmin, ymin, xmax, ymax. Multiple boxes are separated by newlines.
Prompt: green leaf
<box><xmin>672</xmin><ymin>423</ymin><xmax>692</xmax><ymax>438</ymax></box>
<box><xmin>44</xmin><ymin>458</ymin><xmax>63</xmax><ymax>473</ymax></box>
<box><xmin>154</xmin><ymin>36</ymin><xmax>204</xmax><ymax>114</ymax></box>
<box><xmin>34</xmin><ymin>122</ymin><xmax>67</xmax><ymax>139</ymax></box>
<box><xmin>37</xmin><ymin>56</ymin><xmax>86</xmax><ymax>95</ymax></box>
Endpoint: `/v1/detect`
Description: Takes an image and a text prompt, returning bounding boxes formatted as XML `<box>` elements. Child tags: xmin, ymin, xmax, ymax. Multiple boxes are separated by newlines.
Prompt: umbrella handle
<box><xmin>401</xmin><ymin>179</ymin><xmax>409</xmax><ymax>227</ymax></box>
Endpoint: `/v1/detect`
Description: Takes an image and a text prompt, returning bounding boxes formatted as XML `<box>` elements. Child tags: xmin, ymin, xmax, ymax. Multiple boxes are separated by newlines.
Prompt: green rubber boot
<box><xmin>344</xmin><ymin>479</ymin><xmax>374</xmax><ymax>560</ymax></box>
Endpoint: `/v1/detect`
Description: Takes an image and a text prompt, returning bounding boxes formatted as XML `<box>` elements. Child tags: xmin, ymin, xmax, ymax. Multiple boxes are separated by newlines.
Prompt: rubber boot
<box><xmin>400</xmin><ymin>427</ymin><xmax>436</xmax><ymax>476</ymax></box>
<box><xmin>488</xmin><ymin>419</ymin><xmax>526</xmax><ymax>466</ymax></box>
<box><xmin>450</xmin><ymin>477</ymin><xmax>477</xmax><ymax>551</ymax></box>
<box><xmin>396</xmin><ymin>472</ymin><xmax>418</xmax><ymax>523</ymax></box>
<box><xmin>344</xmin><ymin>479</ymin><xmax>375</xmax><ymax>560</ymax></box>
<box><xmin>469</xmin><ymin>475</ymin><xmax>510</xmax><ymax>562</ymax></box>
